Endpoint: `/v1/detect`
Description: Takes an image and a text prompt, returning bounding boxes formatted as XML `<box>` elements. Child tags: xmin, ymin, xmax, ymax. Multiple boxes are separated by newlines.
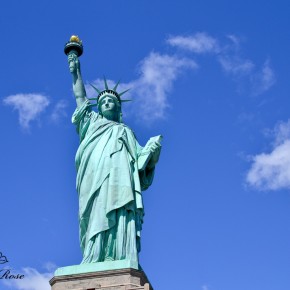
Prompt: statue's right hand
<box><xmin>68</xmin><ymin>52</ymin><xmax>80</xmax><ymax>74</ymax></box>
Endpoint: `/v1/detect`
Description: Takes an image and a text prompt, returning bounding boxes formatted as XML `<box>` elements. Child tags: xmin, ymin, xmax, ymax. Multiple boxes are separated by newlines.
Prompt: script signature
<box><xmin>0</xmin><ymin>252</ymin><xmax>24</xmax><ymax>280</ymax></box>
<box><xmin>0</xmin><ymin>252</ymin><xmax>8</xmax><ymax>264</ymax></box>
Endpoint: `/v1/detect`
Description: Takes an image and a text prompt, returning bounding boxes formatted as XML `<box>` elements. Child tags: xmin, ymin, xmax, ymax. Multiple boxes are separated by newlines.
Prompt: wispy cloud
<box><xmin>42</xmin><ymin>262</ymin><xmax>57</xmax><ymax>273</ymax></box>
<box><xmin>251</xmin><ymin>59</ymin><xmax>276</xmax><ymax>95</ymax></box>
<box><xmin>83</xmin><ymin>32</ymin><xmax>274</xmax><ymax>123</ymax></box>
<box><xmin>3</xmin><ymin>94</ymin><xmax>50</xmax><ymax>129</ymax></box>
<box><xmin>132</xmin><ymin>52</ymin><xmax>197</xmax><ymax>120</ymax></box>
<box><xmin>202</xmin><ymin>285</ymin><xmax>210</xmax><ymax>290</ymax></box>
<box><xmin>3</xmin><ymin>267</ymin><xmax>53</xmax><ymax>290</ymax></box>
<box><xmin>272</xmin><ymin>120</ymin><xmax>290</xmax><ymax>146</ymax></box>
<box><xmin>86</xmin><ymin>52</ymin><xmax>197</xmax><ymax>122</ymax></box>
<box><xmin>226</xmin><ymin>34</ymin><xmax>241</xmax><ymax>47</ymax></box>
<box><xmin>167</xmin><ymin>32</ymin><xmax>219</xmax><ymax>54</ymax></box>
<box><xmin>218</xmin><ymin>55</ymin><xmax>254</xmax><ymax>76</ymax></box>
<box><xmin>3</xmin><ymin>32</ymin><xmax>276</xmax><ymax>128</ymax></box>
<box><xmin>167</xmin><ymin>33</ymin><xmax>275</xmax><ymax>95</ymax></box>
<box><xmin>50</xmin><ymin>100</ymin><xmax>68</xmax><ymax>122</ymax></box>
<box><xmin>246</xmin><ymin>120</ymin><xmax>290</xmax><ymax>190</ymax></box>
<box><xmin>217</xmin><ymin>36</ymin><xmax>275</xmax><ymax>95</ymax></box>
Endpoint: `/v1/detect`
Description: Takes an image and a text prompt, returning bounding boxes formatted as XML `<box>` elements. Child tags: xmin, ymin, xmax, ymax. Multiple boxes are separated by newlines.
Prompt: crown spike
<box><xmin>113</xmin><ymin>80</ymin><xmax>120</xmax><ymax>91</ymax></box>
<box><xmin>119</xmin><ymin>88</ymin><xmax>130</xmax><ymax>97</ymax></box>
<box><xmin>90</xmin><ymin>83</ymin><xmax>101</xmax><ymax>94</ymax></box>
<box><xmin>121</xmin><ymin>99</ymin><xmax>132</xmax><ymax>102</ymax></box>
<box><xmin>104</xmin><ymin>77</ymin><xmax>109</xmax><ymax>90</ymax></box>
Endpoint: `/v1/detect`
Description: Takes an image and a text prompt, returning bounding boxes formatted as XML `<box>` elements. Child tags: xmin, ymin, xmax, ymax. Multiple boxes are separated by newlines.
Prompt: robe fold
<box><xmin>72</xmin><ymin>100</ymin><xmax>154</xmax><ymax>263</ymax></box>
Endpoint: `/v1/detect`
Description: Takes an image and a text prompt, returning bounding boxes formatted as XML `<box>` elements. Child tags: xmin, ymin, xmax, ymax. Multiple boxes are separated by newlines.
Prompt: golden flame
<box><xmin>70</xmin><ymin>35</ymin><xmax>80</xmax><ymax>43</ymax></box>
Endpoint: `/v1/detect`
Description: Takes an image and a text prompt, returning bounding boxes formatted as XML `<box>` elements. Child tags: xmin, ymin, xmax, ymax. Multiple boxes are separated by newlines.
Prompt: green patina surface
<box><xmin>64</xmin><ymin>37</ymin><xmax>162</xmax><ymax>269</ymax></box>
<box><xmin>55</xmin><ymin>260</ymin><xmax>140</xmax><ymax>276</ymax></box>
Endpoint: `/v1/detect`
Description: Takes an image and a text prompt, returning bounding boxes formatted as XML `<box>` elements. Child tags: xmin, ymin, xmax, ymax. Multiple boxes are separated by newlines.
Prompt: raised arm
<box><xmin>68</xmin><ymin>52</ymin><xmax>87</xmax><ymax>107</ymax></box>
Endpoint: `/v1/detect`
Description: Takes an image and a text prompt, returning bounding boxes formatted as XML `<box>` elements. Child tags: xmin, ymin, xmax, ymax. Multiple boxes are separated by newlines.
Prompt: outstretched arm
<box><xmin>68</xmin><ymin>52</ymin><xmax>87</xmax><ymax>107</ymax></box>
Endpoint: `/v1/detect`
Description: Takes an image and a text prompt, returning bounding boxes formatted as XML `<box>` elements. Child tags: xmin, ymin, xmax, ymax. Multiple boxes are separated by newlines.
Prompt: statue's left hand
<box><xmin>147</xmin><ymin>141</ymin><xmax>162</xmax><ymax>169</ymax></box>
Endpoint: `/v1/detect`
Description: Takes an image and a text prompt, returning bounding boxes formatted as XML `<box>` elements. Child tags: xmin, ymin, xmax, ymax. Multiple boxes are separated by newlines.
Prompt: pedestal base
<box><xmin>49</xmin><ymin>266</ymin><xmax>153</xmax><ymax>290</ymax></box>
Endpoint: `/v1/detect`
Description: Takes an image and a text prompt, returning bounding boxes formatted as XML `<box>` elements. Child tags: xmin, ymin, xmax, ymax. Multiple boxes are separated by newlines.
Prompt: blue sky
<box><xmin>1</xmin><ymin>0</ymin><xmax>290</xmax><ymax>289</ymax></box>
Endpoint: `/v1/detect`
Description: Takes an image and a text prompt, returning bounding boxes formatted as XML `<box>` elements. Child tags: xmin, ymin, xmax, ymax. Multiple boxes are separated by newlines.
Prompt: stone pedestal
<box><xmin>49</xmin><ymin>263</ymin><xmax>153</xmax><ymax>290</ymax></box>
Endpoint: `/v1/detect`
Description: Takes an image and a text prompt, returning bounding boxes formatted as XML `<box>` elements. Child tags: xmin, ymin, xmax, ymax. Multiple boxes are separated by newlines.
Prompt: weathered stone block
<box><xmin>49</xmin><ymin>268</ymin><xmax>153</xmax><ymax>290</ymax></box>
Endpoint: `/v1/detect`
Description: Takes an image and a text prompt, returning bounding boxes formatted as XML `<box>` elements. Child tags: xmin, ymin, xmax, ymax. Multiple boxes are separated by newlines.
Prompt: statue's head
<box><xmin>98</xmin><ymin>93</ymin><xmax>121</xmax><ymax>122</ymax></box>
<box><xmin>89</xmin><ymin>79</ymin><xmax>131</xmax><ymax>123</ymax></box>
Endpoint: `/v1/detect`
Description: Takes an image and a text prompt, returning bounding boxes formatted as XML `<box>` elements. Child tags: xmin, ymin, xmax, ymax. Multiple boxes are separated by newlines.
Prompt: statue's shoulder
<box><xmin>121</xmin><ymin>123</ymin><xmax>137</xmax><ymax>139</ymax></box>
<box><xmin>90</xmin><ymin>110</ymin><xmax>100</xmax><ymax>120</ymax></box>
<box><xmin>119</xmin><ymin>122</ymin><xmax>132</xmax><ymax>131</ymax></box>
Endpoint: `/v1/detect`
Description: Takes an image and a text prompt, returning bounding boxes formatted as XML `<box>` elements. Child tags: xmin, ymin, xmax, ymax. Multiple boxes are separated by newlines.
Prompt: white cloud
<box><xmin>50</xmin><ymin>100</ymin><xmax>68</xmax><ymax>122</ymax></box>
<box><xmin>218</xmin><ymin>56</ymin><xmax>254</xmax><ymax>75</ymax></box>
<box><xmin>132</xmin><ymin>52</ymin><xmax>197</xmax><ymax>120</ymax></box>
<box><xmin>272</xmin><ymin>120</ymin><xmax>290</xmax><ymax>145</ymax></box>
<box><xmin>3</xmin><ymin>267</ymin><xmax>53</xmax><ymax>290</ymax></box>
<box><xmin>3</xmin><ymin>94</ymin><xmax>50</xmax><ymax>129</ymax></box>
<box><xmin>218</xmin><ymin>56</ymin><xmax>275</xmax><ymax>95</ymax></box>
<box><xmin>226</xmin><ymin>34</ymin><xmax>241</xmax><ymax>47</ymax></box>
<box><xmin>42</xmin><ymin>262</ymin><xmax>57</xmax><ymax>273</ymax></box>
<box><xmin>86</xmin><ymin>52</ymin><xmax>197</xmax><ymax>122</ymax></box>
<box><xmin>217</xmin><ymin>39</ymin><xmax>275</xmax><ymax>94</ymax></box>
<box><xmin>168</xmin><ymin>33</ymin><xmax>275</xmax><ymax>95</ymax></box>
<box><xmin>167</xmin><ymin>32</ymin><xmax>219</xmax><ymax>53</ymax></box>
<box><xmin>251</xmin><ymin>60</ymin><xmax>276</xmax><ymax>95</ymax></box>
<box><xmin>84</xmin><ymin>32</ymin><xmax>275</xmax><ymax>123</ymax></box>
<box><xmin>246</xmin><ymin>120</ymin><xmax>290</xmax><ymax>190</ymax></box>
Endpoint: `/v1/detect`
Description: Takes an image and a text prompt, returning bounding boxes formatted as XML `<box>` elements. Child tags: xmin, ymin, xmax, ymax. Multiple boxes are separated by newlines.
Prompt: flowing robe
<box><xmin>72</xmin><ymin>100</ymin><xmax>154</xmax><ymax>263</ymax></box>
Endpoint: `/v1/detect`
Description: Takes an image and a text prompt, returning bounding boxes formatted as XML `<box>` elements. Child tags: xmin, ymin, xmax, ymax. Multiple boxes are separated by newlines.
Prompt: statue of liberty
<box><xmin>66</xmin><ymin>36</ymin><xmax>162</xmax><ymax>265</ymax></box>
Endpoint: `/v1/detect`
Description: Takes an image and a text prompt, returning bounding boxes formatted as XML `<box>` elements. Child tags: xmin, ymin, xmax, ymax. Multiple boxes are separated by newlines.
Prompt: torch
<box><xmin>64</xmin><ymin>35</ymin><xmax>83</xmax><ymax>72</ymax></box>
<box><xmin>64</xmin><ymin>35</ymin><xmax>83</xmax><ymax>56</ymax></box>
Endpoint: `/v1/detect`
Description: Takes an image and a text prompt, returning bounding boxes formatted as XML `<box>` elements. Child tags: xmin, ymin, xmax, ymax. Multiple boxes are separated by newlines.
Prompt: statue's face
<box><xmin>100</xmin><ymin>95</ymin><xmax>119</xmax><ymax>121</ymax></box>
<box><xmin>100</xmin><ymin>95</ymin><xmax>117</xmax><ymax>113</ymax></box>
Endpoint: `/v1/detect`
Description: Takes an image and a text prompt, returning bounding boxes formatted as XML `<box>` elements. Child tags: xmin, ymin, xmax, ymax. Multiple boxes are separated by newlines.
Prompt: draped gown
<box><xmin>72</xmin><ymin>100</ymin><xmax>155</xmax><ymax>263</ymax></box>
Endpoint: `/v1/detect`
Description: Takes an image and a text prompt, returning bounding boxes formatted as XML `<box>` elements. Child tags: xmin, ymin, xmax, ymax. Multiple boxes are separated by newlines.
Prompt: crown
<box><xmin>88</xmin><ymin>78</ymin><xmax>131</xmax><ymax>107</ymax></box>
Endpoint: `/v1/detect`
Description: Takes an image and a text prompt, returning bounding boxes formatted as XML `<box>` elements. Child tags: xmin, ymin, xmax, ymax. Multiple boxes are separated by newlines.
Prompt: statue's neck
<box><xmin>102</xmin><ymin>112</ymin><xmax>119</xmax><ymax>122</ymax></box>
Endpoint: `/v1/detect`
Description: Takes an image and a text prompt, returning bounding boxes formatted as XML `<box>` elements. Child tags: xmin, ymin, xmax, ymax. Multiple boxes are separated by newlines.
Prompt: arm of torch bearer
<box><xmin>65</xmin><ymin>36</ymin><xmax>87</xmax><ymax>107</ymax></box>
